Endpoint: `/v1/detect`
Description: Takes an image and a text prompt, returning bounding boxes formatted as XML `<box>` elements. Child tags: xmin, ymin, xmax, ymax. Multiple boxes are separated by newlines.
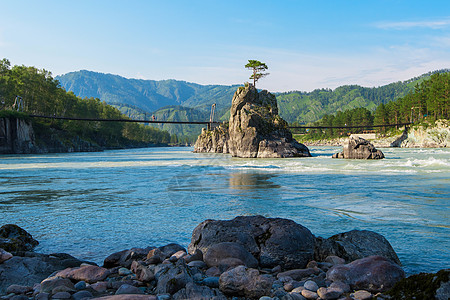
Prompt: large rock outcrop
<box><xmin>332</xmin><ymin>136</ymin><xmax>384</xmax><ymax>159</ymax></box>
<box><xmin>194</xmin><ymin>85</ymin><xmax>311</xmax><ymax>158</ymax></box>
<box><xmin>0</xmin><ymin>117</ymin><xmax>36</xmax><ymax>154</ymax></box>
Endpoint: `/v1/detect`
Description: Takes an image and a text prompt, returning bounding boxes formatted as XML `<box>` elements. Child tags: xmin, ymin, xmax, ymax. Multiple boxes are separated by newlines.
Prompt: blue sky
<box><xmin>1</xmin><ymin>0</ymin><xmax>449</xmax><ymax>92</ymax></box>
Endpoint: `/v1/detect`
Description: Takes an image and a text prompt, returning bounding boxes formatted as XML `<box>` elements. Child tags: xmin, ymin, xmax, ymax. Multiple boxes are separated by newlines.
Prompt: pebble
<box><xmin>351</xmin><ymin>290</ymin><xmax>373</xmax><ymax>300</ymax></box>
<box><xmin>90</xmin><ymin>281</ymin><xmax>108</xmax><ymax>293</ymax></box>
<box><xmin>271</xmin><ymin>265</ymin><xmax>282</xmax><ymax>274</ymax></box>
<box><xmin>35</xmin><ymin>292</ymin><xmax>50</xmax><ymax>300</ymax></box>
<box><xmin>115</xmin><ymin>283</ymin><xmax>144</xmax><ymax>295</ymax></box>
<box><xmin>306</xmin><ymin>261</ymin><xmax>318</xmax><ymax>268</ymax></box>
<box><xmin>72</xmin><ymin>290</ymin><xmax>93</xmax><ymax>300</ymax></box>
<box><xmin>118</xmin><ymin>267</ymin><xmax>132</xmax><ymax>276</ymax></box>
<box><xmin>291</xmin><ymin>286</ymin><xmax>305</xmax><ymax>293</ymax></box>
<box><xmin>304</xmin><ymin>280</ymin><xmax>319</xmax><ymax>292</ymax></box>
<box><xmin>325</xmin><ymin>255</ymin><xmax>345</xmax><ymax>265</ymax></box>
<box><xmin>51</xmin><ymin>291</ymin><xmax>71</xmax><ymax>299</ymax></box>
<box><xmin>6</xmin><ymin>284</ymin><xmax>33</xmax><ymax>295</ymax></box>
<box><xmin>187</xmin><ymin>260</ymin><xmax>207</xmax><ymax>269</ymax></box>
<box><xmin>288</xmin><ymin>292</ymin><xmax>308</xmax><ymax>300</ymax></box>
<box><xmin>329</xmin><ymin>281</ymin><xmax>350</xmax><ymax>293</ymax></box>
<box><xmin>317</xmin><ymin>287</ymin><xmax>343</xmax><ymax>300</ymax></box>
<box><xmin>259</xmin><ymin>297</ymin><xmax>273</xmax><ymax>300</ymax></box>
<box><xmin>0</xmin><ymin>248</ymin><xmax>13</xmax><ymax>263</ymax></box>
<box><xmin>202</xmin><ymin>276</ymin><xmax>220</xmax><ymax>288</ymax></box>
<box><xmin>74</xmin><ymin>281</ymin><xmax>86</xmax><ymax>290</ymax></box>
<box><xmin>284</xmin><ymin>282</ymin><xmax>295</xmax><ymax>292</ymax></box>
<box><xmin>301</xmin><ymin>289</ymin><xmax>319</xmax><ymax>299</ymax></box>
<box><xmin>157</xmin><ymin>294</ymin><xmax>171</xmax><ymax>300</ymax></box>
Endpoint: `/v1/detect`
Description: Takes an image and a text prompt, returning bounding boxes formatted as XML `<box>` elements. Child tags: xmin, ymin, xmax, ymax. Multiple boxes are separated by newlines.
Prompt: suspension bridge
<box><xmin>28</xmin><ymin>114</ymin><xmax>411</xmax><ymax>130</ymax></box>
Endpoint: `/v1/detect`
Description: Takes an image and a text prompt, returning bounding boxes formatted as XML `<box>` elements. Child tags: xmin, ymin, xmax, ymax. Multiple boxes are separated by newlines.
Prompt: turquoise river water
<box><xmin>0</xmin><ymin>146</ymin><xmax>449</xmax><ymax>274</ymax></box>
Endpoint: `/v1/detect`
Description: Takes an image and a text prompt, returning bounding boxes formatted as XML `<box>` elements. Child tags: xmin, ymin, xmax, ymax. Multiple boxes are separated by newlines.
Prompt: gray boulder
<box><xmin>189</xmin><ymin>215</ymin><xmax>315</xmax><ymax>269</ymax></box>
<box><xmin>327</xmin><ymin>255</ymin><xmax>405</xmax><ymax>292</ymax></box>
<box><xmin>314</xmin><ymin>229</ymin><xmax>401</xmax><ymax>265</ymax></box>
<box><xmin>54</xmin><ymin>265</ymin><xmax>110</xmax><ymax>284</ymax></box>
<box><xmin>332</xmin><ymin>137</ymin><xmax>384</xmax><ymax>159</ymax></box>
<box><xmin>155</xmin><ymin>259</ymin><xmax>193</xmax><ymax>295</ymax></box>
<box><xmin>0</xmin><ymin>252</ymin><xmax>87</xmax><ymax>295</ymax></box>
<box><xmin>0</xmin><ymin>224</ymin><xmax>39</xmax><ymax>252</ymax></box>
<box><xmin>173</xmin><ymin>282</ymin><xmax>227</xmax><ymax>300</ymax></box>
<box><xmin>103</xmin><ymin>247</ymin><xmax>153</xmax><ymax>268</ymax></box>
<box><xmin>204</xmin><ymin>242</ymin><xmax>258</xmax><ymax>268</ymax></box>
<box><xmin>219</xmin><ymin>265</ymin><xmax>273</xmax><ymax>298</ymax></box>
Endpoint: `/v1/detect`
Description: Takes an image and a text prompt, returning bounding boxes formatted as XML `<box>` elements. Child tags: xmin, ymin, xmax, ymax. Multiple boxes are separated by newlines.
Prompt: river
<box><xmin>0</xmin><ymin>146</ymin><xmax>448</xmax><ymax>274</ymax></box>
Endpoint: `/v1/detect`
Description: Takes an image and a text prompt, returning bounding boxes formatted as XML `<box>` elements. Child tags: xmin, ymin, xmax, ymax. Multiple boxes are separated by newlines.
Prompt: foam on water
<box><xmin>0</xmin><ymin>146</ymin><xmax>449</xmax><ymax>275</ymax></box>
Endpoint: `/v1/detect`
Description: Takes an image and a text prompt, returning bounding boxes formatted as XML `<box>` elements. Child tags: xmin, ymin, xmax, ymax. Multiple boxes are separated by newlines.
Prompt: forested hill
<box><xmin>56</xmin><ymin>70</ymin><xmax>239</xmax><ymax>118</ymax></box>
<box><xmin>276</xmin><ymin>69</ymin><xmax>450</xmax><ymax>123</ymax></box>
<box><xmin>57</xmin><ymin>69</ymin><xmax>449</xmax><ymax>125</ymax></box>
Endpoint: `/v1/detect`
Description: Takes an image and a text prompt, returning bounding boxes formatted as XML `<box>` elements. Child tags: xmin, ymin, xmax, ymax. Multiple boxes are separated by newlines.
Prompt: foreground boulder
<box><xmin>0</xmin><ymin>224</ymin><xmax>39</xmax><ymax>252</ymax></box>
<box><xmin>327</xmin><ymin>255</ymin><xmax>405</xmax><ymax>292</ymax></box>
<box><xmin>189</xmin><ymin>215</ymin><xmax>315</xmax><ymax>269</ymax></box>
<box><xmin>194</xmin><ymin>85</ymin><xmax>311</xmax><ymax>158</ymax></box>
<box><xmin>219</xmin><ymin>265</ymin><xmax>273</xmax><ymax>298</ymax></box>
<box><xmin>314</xmin><ymin>229</ymin><xmax>401</xmax><ymax>265</ymax></box>
<box><xmin>332</xmin><ymin>136</ymin><xmax>384</xmax><ymax>159</ymax></box>
<box><xmin>0</xmin><ymin>252</ymin><xmax>89</xmax><ymax>295</ymax></box>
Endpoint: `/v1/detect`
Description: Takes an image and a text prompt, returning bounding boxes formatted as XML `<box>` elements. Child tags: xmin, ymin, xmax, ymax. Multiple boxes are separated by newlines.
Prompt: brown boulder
<box><xmin>55</xmin><ymin>265</ymin><xmax>110</xmax><ymax>284</ymax></box>
<box><xmin>326</xmin><ymin>255</ymin><xmax>405</xmax><ymax>292</ymax></box>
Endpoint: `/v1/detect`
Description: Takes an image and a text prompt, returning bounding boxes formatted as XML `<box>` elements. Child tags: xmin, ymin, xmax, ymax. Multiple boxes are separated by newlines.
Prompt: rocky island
<box><xmin>1</xmin><ymin>216</ymin><xmax>449</xmax><ymax>300</ymax></box>
<box><xmin>194</xmin><ymin>84</ymin><xmax>311</xmax><ymax>158</ymax></box>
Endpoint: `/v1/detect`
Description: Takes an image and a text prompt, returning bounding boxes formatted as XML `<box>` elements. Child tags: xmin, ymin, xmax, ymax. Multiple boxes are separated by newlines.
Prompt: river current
<box><xmin>0</xmin><ymin>146</ymin><xmax>449</xmax><ymax>274</ymax></box>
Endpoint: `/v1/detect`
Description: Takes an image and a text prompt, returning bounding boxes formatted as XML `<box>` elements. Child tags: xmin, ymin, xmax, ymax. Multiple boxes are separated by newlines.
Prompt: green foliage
<box><xmin>0</xmin><ymin>59</ymin><xmax>173</xmax><ymax>147</ymax></box>
<box><xmin>277</xmin><ymin>69</ymin><xmax>449</xmax><ymax>124</ymax></box>
<box><xmin>296</xmin><ymin>72</ymin><xmax>450</xmax><ymax>141</ymax></box>
<box><xmin>0</xmin><ymin>109</ymin><xmax>29</xmax><ymax>119</ymax></box>
<box><xmin>245</xmin><ymin>60</ymin><xmax>269</xmax><ymax>87</ymax></box>
<box><xmin>55</xmin><ymin>68</ymin><xmax>449</xmax><ymax>140</ymax></box>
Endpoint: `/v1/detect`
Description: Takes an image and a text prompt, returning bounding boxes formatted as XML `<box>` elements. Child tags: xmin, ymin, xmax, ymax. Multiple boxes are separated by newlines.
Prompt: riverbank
<box><xmin>1</xmin><ymin>216</ymin><xmax>448</xmax><ymax>300</ymax></box>
<box><xmin>0</xmin><ymin>116</ymin><xmax>170</xmax><ymax>155</ymax></box>
<box><xmin>301</xmin><ymin>119</ymin><xmax>449</xmax><ymax>148</ymax></box>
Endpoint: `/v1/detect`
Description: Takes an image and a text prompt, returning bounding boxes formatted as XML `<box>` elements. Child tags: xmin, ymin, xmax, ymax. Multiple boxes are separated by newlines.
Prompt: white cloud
<box><xmin>374</xmin><ymin>18</ymin><xmax>450</xmax><ymax>30</ymax></box>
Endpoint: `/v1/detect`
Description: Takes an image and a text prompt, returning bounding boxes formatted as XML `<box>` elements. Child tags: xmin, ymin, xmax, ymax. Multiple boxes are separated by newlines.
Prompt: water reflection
<box><xmin>228</xmin><ymin>172</ymin><xmax>280</xmax><ymax>190</ymax></box>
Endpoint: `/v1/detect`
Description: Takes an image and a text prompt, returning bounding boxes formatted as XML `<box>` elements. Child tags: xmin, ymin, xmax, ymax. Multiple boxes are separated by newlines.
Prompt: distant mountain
<box><xmin>57</xmin><ymin>69</ymin><xmax>450</xmax><ymax>136</ymax></box>
<box><xmin>56</xmin><ymin>70</ymin><xmax>238</xmax><ymax>118</ymax></box>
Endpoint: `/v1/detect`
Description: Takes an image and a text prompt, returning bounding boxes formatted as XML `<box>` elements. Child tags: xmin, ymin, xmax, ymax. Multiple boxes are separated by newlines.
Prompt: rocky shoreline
<box><xmin>303</xmin><ymin>120</ymin><xmax>450</xmax><ymax>149</ymax></box>
<box><xmin>1</xmin><ymin>216</ymin><xmax>448</xmax><ymax>300</ymax></box>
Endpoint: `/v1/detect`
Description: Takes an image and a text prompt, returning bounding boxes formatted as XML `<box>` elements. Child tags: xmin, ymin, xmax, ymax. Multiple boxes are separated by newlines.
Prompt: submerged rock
<box><xmin>194</xmin><ymin>85</ymin><xmax>311</xmax><ymax>158</ymax></box>
<box><xmin>332</xmin><ymin>136</ymin><xmax>384</xmax><ymax>159</ymax></box>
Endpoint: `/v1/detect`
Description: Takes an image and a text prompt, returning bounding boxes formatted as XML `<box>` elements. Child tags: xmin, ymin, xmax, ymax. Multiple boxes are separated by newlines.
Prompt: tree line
<box><xmin>296</xmin><ymin>72</ymin><xmax>449</xmax><ymax>139</ymax></box>
<box><xmin>0</xmin><ymin>59</ymin><xmax>172</xmax><ymax>147</ymax></box>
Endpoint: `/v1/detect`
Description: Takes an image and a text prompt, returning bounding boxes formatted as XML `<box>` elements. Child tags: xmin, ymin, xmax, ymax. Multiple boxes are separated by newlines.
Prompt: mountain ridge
<box><xmin>56</xmin><ymin>69</ymin><xmax>450</xmax><ymax>137</ymax></box>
